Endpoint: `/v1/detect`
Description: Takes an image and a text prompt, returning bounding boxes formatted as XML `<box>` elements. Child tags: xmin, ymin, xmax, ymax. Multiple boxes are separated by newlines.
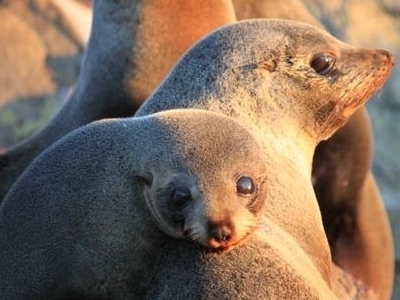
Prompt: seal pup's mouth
<box><xmin>207</xmin><ymin>227</ymin><xmax>257</xmax><ymax>253</ymax></box>
<box><xmin>183</xmin><ymin>220</ymin><xmax>258</xmax><ymax>253</ymax></box>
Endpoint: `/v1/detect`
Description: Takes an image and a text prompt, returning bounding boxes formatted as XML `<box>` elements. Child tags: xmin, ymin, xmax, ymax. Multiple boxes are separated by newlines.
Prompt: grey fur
<box><xmin>139</xmin><ymin>21</ymin><xmax>390</xmax><ymax>299</ymax></box>
<box><xmin>0</xmin><ymin>8</ymin><xmax>393</xmax><ymax>297</ymax></box>
<box><xmin>228</xmin><ymin>2</ymin><xmax>394</xmax><ymax>295</ymax></box>
<box><xmin>0</xmin><ymin>109</ymin><xmax>269</xmax><ymax>299</ymax></box>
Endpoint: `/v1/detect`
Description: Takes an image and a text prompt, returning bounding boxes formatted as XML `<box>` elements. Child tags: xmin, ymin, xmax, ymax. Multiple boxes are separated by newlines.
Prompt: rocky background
<box><xmin>0</xmin><ymin>0</ymin><xmax>399</xmax><ymax>298</ymax></box>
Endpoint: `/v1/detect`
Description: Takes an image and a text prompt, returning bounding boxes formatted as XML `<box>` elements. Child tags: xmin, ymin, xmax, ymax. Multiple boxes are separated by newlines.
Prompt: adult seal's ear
<box><xmin>0</xmin><ymin>0</ymin><xmax>236</xmax><ymax>200</ymax></box>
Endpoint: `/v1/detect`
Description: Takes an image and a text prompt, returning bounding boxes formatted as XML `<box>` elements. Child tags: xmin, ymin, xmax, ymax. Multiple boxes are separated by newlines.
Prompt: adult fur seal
<box><xmin>0</xmin><ymin>0</ymin><xmax>235</xmax><ymax>199</ymax></box>
<box><xmin>230</xmin><ymin>2</ymin><xmax>394</xmax><ymax>296</ymax></box>
<box><xmin>0</xmin><ymin>109</ymin><xmax>268</xmax><ymax>299</ymax></box>
<box><xmin>133</xmin><ymin>19</ymin><xmax>393</xmax><ymax>297</ymax></box>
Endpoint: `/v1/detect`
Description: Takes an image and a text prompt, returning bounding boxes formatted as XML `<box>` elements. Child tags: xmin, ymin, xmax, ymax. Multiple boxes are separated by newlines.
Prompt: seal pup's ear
<box><xmin>133</xmin><ymin>173</ymin><xmax>153</xmax><ymax>186</ymax></box>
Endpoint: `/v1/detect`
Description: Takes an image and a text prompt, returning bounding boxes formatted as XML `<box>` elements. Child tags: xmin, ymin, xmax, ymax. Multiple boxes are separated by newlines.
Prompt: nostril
<box><xmin>220</xmin><ymin>231</ymin><xmax>232</xmax><ymax>242</ymax></box>
<box><xmin>208</xmin><ymin>222</ymin><xmax>232</xmax><ymax>243</ymax></box>
<box><xmin>376</xmin><ymin>49</ymin><xmax>394</xmax><ymax>63</ymax></box>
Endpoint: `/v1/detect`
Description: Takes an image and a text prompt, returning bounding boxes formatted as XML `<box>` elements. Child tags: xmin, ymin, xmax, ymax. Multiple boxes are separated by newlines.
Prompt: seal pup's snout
<box><xmin>207</xmin><ymin>220</ymin><xmax>234</xmax><ymax>246</ymax></box>
<box><xmin>204</xmin><ymin>214</ymin><xmax>257</xmax><ymax>252</ymax></box>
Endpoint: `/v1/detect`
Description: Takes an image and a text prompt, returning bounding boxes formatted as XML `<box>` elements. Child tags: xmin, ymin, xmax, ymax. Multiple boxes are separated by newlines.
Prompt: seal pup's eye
<box><xmin>170</xmin><ymin>186</ymin><xmax>192</xmax><ymax>210</ymax></box>
<box><xmin>310</xmin><ymin>54</ymin><xmax>336</xmax><ymax>75</ymax></box>
<box><xmin>236</xmin><ymin>176</ymin><xmax>255</xmax><ymax>195</ymax></box>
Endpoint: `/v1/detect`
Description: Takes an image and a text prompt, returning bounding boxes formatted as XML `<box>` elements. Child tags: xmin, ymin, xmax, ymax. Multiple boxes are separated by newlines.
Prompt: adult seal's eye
<box><xmin>236</xmin><ymin>176</ymin><xmax>255</xmax><ymax>195</ymax></box>
<box><xmin>170</xmin><ymin>186</ymin><xmax>192</xmax><ymax>210</ymax></box>
<box><xmin>310</xmin><ymin>54</ymin><xmax>336</xmax><ymax>75</ymax></box>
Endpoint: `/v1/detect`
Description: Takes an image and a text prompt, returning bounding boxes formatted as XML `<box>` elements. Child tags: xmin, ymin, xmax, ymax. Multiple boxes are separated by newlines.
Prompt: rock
<box><xmin>0</xmin><ymin>0</ymin><xmax>81</xmax><ymax>148</ymax></box>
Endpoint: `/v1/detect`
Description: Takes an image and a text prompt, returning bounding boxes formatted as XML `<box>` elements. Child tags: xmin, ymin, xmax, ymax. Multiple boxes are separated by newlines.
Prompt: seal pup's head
<box><xmin>136</xmin><ymin>110</ymin><xmax>268</xmax><ymax>252</ymax></box>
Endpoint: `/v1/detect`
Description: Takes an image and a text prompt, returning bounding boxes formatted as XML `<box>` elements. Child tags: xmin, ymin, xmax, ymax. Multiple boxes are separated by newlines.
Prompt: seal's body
<box><xmin>0</xmin><ymin>109</ymin><xmax>268</xmax><ymax>299</ymax></box>
<box><xmin>0</xmin><ymin>0</ymin><xmax>235</xmax><ymax>199</ymax></box>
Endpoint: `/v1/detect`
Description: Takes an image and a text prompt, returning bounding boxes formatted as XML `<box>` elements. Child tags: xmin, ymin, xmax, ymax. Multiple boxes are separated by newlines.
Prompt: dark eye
<box><xmin>310</xmin><ymin>54</ymin><xmax>336</xmax><ymax>75</ymax></box>
<box><xmin>236</xmin><ymin>176</ymin><xmax>255</xmax><ymax>195</ymax></box>
<box><xmin>170</xmin><ymin>186</ymin><xmax>192</xmax><ymax>210</ymax></box>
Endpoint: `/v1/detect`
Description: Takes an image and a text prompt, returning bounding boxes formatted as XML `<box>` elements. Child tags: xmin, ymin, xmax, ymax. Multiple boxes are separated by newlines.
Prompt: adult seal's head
<box><xmin>137</xmin><ymin>19</ymin><xmax>393</xmax><ymax>142</ymax></box>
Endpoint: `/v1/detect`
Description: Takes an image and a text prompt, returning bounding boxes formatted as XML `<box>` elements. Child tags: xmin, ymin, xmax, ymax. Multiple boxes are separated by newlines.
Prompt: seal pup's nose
<box><xmin>210</xmin><ymin>224</ymin><xmax>232</xmax><ymax>242</ymax></box>
<box><xmin>207</xmin><ymin>220</ymin><xmax>234</xmax><ymax>250</ymax></box>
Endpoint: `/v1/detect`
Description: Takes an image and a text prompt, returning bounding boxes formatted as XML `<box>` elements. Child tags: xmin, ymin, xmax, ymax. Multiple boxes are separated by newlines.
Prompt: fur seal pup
<box><xmin>133</xmin><ymin>18</ymin><xmax>393</xmax><ymax>294</ymax></box>
<box><xmin>0</xmin><ymin>0</ymin><xmax>235</xmax><ymax>200</ymax></box>
<box><xmin>0</xmin><ymin>109</ymin><xmax>269</xmax><ymax>299</ymax></box>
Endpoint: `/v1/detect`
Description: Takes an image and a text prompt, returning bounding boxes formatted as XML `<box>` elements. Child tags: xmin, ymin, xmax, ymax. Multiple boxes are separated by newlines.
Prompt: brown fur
<box><xmin>126</xmin><ymin>0</ymin><xmax>235</xmax><ymax>103</ymax></box>
<box><xmin>0</xmin><ymin>1</ymin><xmax>390</xmax><ymax>298</ymax></box>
